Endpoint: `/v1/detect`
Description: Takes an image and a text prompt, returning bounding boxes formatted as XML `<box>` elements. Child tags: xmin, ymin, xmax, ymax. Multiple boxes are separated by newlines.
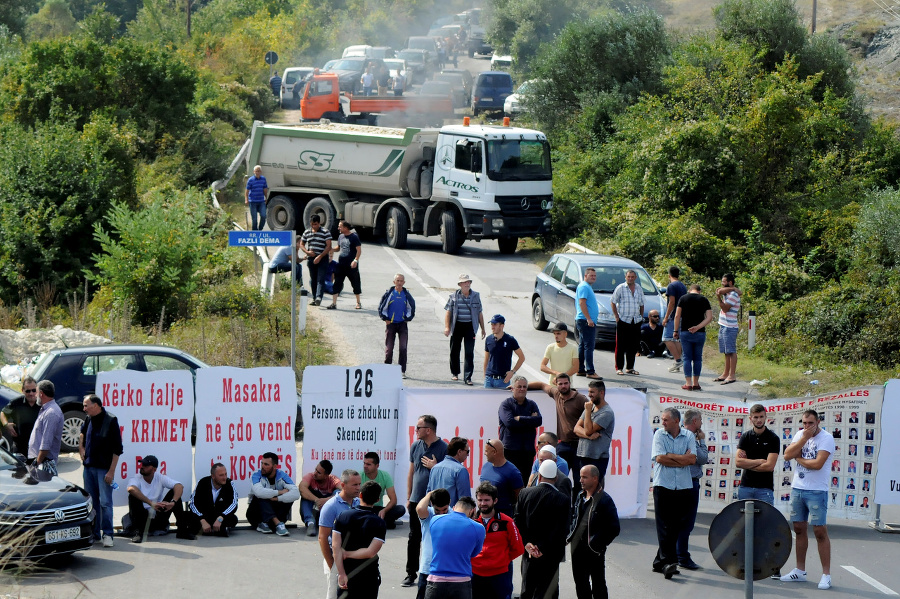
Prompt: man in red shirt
<box><xmin>299</xmin><ymin>459</ymin><xmax>341</xmax><ymax>536</ymax></box>
<box><xmin>471</xmin><ymin>481</ymin><xmax>524</xmax><ymax>599</ymax></box>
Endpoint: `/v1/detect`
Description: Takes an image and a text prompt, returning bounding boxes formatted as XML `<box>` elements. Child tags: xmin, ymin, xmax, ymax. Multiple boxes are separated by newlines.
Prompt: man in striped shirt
<box><xmin>300</xmin><ymin>215</ymin><xmax>332</xmax><ymax>306</ymax></box>
<box><xmin>610</xmin><ymin>269</ymin><xmax>644</xmax><ymax>376</ymax></box>
<box><xmin>714</xmin><ymin>273</ymin><xmax>741</xmax><ymax>384</ymax></box>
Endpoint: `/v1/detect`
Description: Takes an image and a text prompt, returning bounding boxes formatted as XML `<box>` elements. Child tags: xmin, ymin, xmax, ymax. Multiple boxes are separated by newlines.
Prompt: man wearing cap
<box><xmin>515</xmin><ymin>460</ymin><xmax>571</xmax><ymax>599</ymax></box>
<box><xmin>444</xmin><ymin>274</ymin><xmax>485</xmax><ymax>385</ymax></box>
<box><xmin>479</xmin><ymin>438</ymin><xmax>523</xmax><ymax>517</ymax></box>
<box><xmin>575</xmin><ymin>267</ymin><xmax>602</xmax><ymax>380</ymax></box>
<box><xmin>527</xmin><ymin>377</ymin><xmax>585</xmax><ymax>495</ymax></box>
<box><xmin>498</xmin><ymin>376</ymin><xmax>542</xmax><ymax>484</ymax></box>
<box><xmin>540</xmin><ymin>322</ymin><xmax>578</xmax><ymax>385</ymax></box>
<box><xmin>527</xmin><ymin>445</ymin><xmax>572</xmax><ymax>499</ymax></box>
<box><xmin>483</xmin><ymin>314</ymin><xmax>525</xmax><ymax>389</ymax></box>
<box><xmin>126</xmin><ymin>455</ymin><xmax>193</xmax><ymax>542</ymax></box>
<box><xmin>527</xmin><ymin>432</ymin><xmax>570</xmax><ymax>482</ymax></box>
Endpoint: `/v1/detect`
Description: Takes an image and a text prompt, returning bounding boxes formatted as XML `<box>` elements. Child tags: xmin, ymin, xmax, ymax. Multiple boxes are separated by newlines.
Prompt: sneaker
<box><xmin>314</xmin><ymin>298</ymin><xmax>322</xmax><ymax>306</ymax></box>
<box><xmin>818</xmin><ymin>574</ymin><xmax>832</xmax><ymax>590</ymax></box>
<box><xmin>780</xmin><ymin>568</ymin><xmax>807</xmax><ymax>582</ymax></box>
<box><xmin>257</xmin><ymin>523</ymin><xmax>273</xmax><ymax>534</ymax></box>
<box><xmin>309</xmin><ymin>300</ymin><xmax>317</xmax><ymax>306</ymax></box>
<box><xmin>662</xmin><ymin>351</ymin><xmax>672</xmax><ymax>359</ymax></box>
<box><xmin>176</xmin><ymin>531</ymin><xmax>197</xmax><ymax>540</ymax></box>
<box><xmin>402</xmin><ymin>372</ymin><xmax>408</xmax><ymax>379</ymax></box>
<box><xmin>306</xmin><ymin>522</ymin><xmax>318</xmax><ymax>537</ymax></box>
<box><xmin>401</xmin><ymin>575</ymin><xmax>417</xmax><ymax>587</ymax></box>
<box><xmin>275</xmin><ymin>523</ymin><xmax>289</xmax><ymax>536</ymax></box>
<box><xmin>131</xmin><ymin>533</ymin><xmax>143</xmax><ymax>544</ymax></box>
<box><xmin>668</xmin><ymin>361</ymin><xmax>683</xmax><ymax>373</ymax></box>
<box><xmin>101</xmin><ymin>534</ymin><xmax>114</xmax><ymax>547</ymax></box>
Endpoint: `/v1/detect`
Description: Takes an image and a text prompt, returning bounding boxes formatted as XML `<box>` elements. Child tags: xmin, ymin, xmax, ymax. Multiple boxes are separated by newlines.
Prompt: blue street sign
<box><xmin>228</xmin><ymin>230</ymin><xmax>292</xmax><ymax>246</ymax></box>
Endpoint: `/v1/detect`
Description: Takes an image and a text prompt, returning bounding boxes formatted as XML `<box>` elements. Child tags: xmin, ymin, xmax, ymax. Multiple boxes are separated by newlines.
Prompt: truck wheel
<box><xmin>386</xmin><ymin>207</ymin><xmax>409</xmax><ymax>249</ymax></box>
<box><xmin>440</xmin><ymin>210</ymin><xmax>462</xmax><ymax>254</ymax></box>
<box><xmin>498</xmin><ymin>236</ymin><xmax>518</xmax><ymax>254</ymax></box>
<box><xmin>267</xmin><ymin>195</ymin><xmax>297</xmax><ymax>231</ymax></box>
<box><xmin>61</xmin><ymin>410</ymin><xmax>86</xmax><ymax>453</ymax></box>
<box><xmin>303</xmin><ymin>197</ymin><xmax>337</xmax><ymax>235</ymax></box>
<box><xmin>532</xmin><ymin>297</ymin><xmax>549</xmax><ymax>331</ymax></box>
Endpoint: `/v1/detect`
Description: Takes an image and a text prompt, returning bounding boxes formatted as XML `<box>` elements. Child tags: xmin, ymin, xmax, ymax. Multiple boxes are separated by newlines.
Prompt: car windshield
<box><xmin>384</xmin><ymin>60</ymin><xmax>404</xmax><ymax>71</ymax></box>
<box><xmin>588</xmin><ymin>267</ymin><xmax>658</xmax><ymax>294</ymax></box>
<box><xmin>330</xmin><ymin>59</ymin><xmax>366</xmax><ymax>71</ymax></box>
<box><xmin>398</xmin><ymin>51</ymin><xmax>423</xmax><ymax>63</ymax></box>
<box><xmin>421</xmin><ymin>81</ymin><xmax>451</xmax><ymax>94</ymax></box>
<box><xmin>435</xmin><ymin>74</ymin><xmax>462</xmax><ymax>86</ymax></box>
<box><xmin>486</xmin><ymin>139</ymin><xmax>552</xmax><ymax>181</ymax></box>
<box><xmin>0</xmin><ymin>446</ymin><xmax>22</xmax><ymax>470</ymax></box>
<box><xmin>408</xmin><ymin>39</ymin><xmax>434</xmax><ymax>51</ymax></box>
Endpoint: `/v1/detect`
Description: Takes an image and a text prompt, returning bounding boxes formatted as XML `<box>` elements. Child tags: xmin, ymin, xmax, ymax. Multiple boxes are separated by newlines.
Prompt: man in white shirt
<box><xmin>126</xmin><ymin>454</ymin><xmax>192</xmax><ymax>542</ymax></box>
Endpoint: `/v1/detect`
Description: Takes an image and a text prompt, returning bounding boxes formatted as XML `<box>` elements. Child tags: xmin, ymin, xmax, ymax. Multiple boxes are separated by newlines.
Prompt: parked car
<box><xmin>467</xmin><ymin>25</ymin><xmax>492</xmax><ymax>57</ymax></box>
<box><xmin>0</xmin><ymin>446</ymin><xmax>94</xmax><ymax>560</ymax></box>
<box><xmin>440</xmin><ymin>68</ymin><xmax>473</xmax><ymax>102</ymax></box>
<box><xmin>324</xmin><ymin>57</ymin><xmax>386</xmax><ymax>94</ymax></box>
<box><xmin>504</xmin><ymin>79</ymin><xmax>538</xmax><ymax>118</ymax></box>
<box><xmin>490</xmin><ymin>54</ymin><xmax>513</xmax><ymax>71</ymax></box>
<box><xmin>342</xmin><ymin>45</ymin><xmax>373</xmax><ymax>58</ymax></box>
<box><xmin>281</xmin><ymin>66</ymin><xmax>315</xmax><ymax>108</ymax></box>
<box><xmin>472</xmin><ymin>71</ymin><xmax>514</xmax><ymax>116</ymax></box>
<box><xmin>406</xmin><ymin>36</ymin><xmax>439</xmax><ymax>65</ymax></box>
<box><xmin>370</xmin><ymin>46</ymin><xmax>395</xmax><ymax>59</ymax></box>
<box><xmin>532</xmin><ymin>254</ymin><xmax>666</xmax><ymax>345</ymax></box>
<box><xmin>396</xmin><ymin>49</ymin><xmax>431</xmax><ymax>84</ymax></box>
<box><xmin>0</xmin><ymin>382</ymin><xmax>22</xmax><ymax>452</ymax></box>
<box><xmin>432</xmin><ymin>72</ymin><xmax>468</xmax><ymax>107</ymax></box>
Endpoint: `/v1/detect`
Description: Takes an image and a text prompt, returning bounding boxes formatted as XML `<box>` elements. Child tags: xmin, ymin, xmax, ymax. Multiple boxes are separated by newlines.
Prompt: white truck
<box><xmin>245</xmin><ymin>120</ymin><xmax>553</xmax><ymax>254</ymax></box>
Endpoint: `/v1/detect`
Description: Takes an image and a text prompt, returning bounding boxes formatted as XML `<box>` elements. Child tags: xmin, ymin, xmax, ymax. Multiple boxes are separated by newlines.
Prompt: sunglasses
<box><xmin>23</xmin><ymin>389</ymin><xmax>38</xmax><ymax>393</ymax></box>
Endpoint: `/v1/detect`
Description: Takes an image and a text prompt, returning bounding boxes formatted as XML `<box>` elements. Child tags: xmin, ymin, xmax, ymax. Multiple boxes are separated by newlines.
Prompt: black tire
<box><xmin>385</xmin><ymin>206</ymin><xmax>409</xmax><ymax>249</ymax></box>
<box><xmin>532</xmin><ymin>297</ymin><xmax>549</xmax><ymax>331</ymax></box>
<box><xmin>440</xmin><ymin>210</ymin><xmax>461</xmax><ymax>254</ymax></box>
<box><xmin>266</xmin><ymin>195</ymin><xmax>298</xmax><ymax>231</ymax></box>
<box><xmin>303</xmin><ymin>197</ymin><xmax>338</xmax><ymax>236</ymax></box>
<box><xmin>498</xmin><ymin>236</ymin><xmax>518</xmax><ymax>254</ymax></box>
<box><xmin>61</xmin><ymin>409</ymin><xmax>86</xmax><ymax>453</ymax></box>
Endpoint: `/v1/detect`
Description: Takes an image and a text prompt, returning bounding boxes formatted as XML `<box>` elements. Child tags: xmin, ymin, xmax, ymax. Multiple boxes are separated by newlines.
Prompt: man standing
<box><xmin>610</xmin><ymin>269</ymin><xmax>644</xmax><ymax>376</ymax></box>
<box><xmin>268</xmin><ymin>237</ymin><xmax>303</xmax><ymax>284</ymax></box>
<box><xmin>541</xmin><ymin>322</ymin><xmax>578</xmax><ymax>384</ymax></box>
<box><xmin>424</xmin><ymin>497</ymin><xmax>485</xmax><ymax>599</ymax></box>
<box><xmin>362</xmin><ymin>451</ymin><xmax>407</xmax><ymax>528</ymax></box>
<box><xmin>574</xmin><ymin>380</ymin><xmax>615</xmax><ymax>484</ymax></box>
<box><xmin>444</xmin><ymin>274</ymin><xmax>485</xmax><ymax>386</ymax></box>
<box><xmin>714</xmin><ymin>273</ymin><xmax>741</xmax><ymax>384</ymax></box>
<box><xmin>321</xmin><ymin>469</ymin><xmax>363</xmax><ymax>599</ymax></box>
<box><xmin>780</xmin><ymin>409</ymin><xmax>835</xmax><ymax>590</ymax></box>
<box><xmin>567</xmin><ymin>465</ymin><xmax>620</xmax><ymax>599</ymax></box>
<box><xmin>378</xmin><ymin>273</ymin><xmax>416</xmax><ymax>379</ymax></box>
<box><xmin>79</xmin><ymin>394</ymin><xmax>123</xmax><ymax>547</ymax></box>
<box><xmin>328</xmin><ymin>220</ymin><xmax>362</xmax><ymax>310</ymax></box>
<box><xmin>675</xmin><ymin>409</ymin><xmax>708</xmax><ymax>571</ymax></box>
<box><xmin>300</xmin><ymin>214</ymin><xmax>332</xmax><ymax>306</ymax></box>
<box><xmin>333</xmin><ymin>481</ymin><xmax>387</xmax><ymax>599</ymax></box>
<box><xmin>426</xmin><ymin>437</ymin><xmax>471</xmax><ymax>506</ymax></box>
<box><xmin>527</xmin><ymin>446</ymin><xmax>572</xmax><ymax>499</ymax></box>
<box><xmin>186</xmin><ymin>462</ymin><xmax>239</xmax><ymax>537</ymax></box>
<box><xmin>651</xmin><ymin>407</ymin><xmax>696</xmax><ymax>579</ymax></box>
<box><xmin>414</xmin><ymin>489</ymin><xmax>452</xmax><ymax>599</ymax></box>
<box><xmin>479</xmin><ymin>439</ymin><xmax>523</xmax><ymax>517</ymax></box>
<box><xmin>246</xmin><ymin>452</ymin><xmax>300</xmax><ymax>536</ymax></box>
<box><xmin>404</xmin><ymin>415</ymin><xmax>449</xmax><ymax>588</ymax></box>
<box><xmin>471</xmin><ymin>482</ymin><xmax>524</xmax><ymax>599</ymax></box>
<box><xmin>575</xmin><ymin>267</ymin><xmax>602</xmax><ymax>379</ymax></box>
<box><xmin>361</xmin><ymin>66</ymin><xmax>375</xmax><ymax>96</ymax></box>
<box><xmin>527</xmin><ymin>375</ymin><xmax>584</xmax><ymax>494</ymax></box>
<box><xmin>269</xmin><ymin>70</ymin><xmax>282</xmax><ymax>98</ymax></box>
<box><xmin>1</xmin><ymin>375</ymin><xmax>40</xmax><ymax>456</ymax></box>
<box><xmin>245</xmin><ymin>165</ymin><xmax>268</xmax><ymax>231</ymax></box>
<box><xmin>662</xmin><ymin>266</ymin><xmax>687</xmax><ymax>373</ymax></box>
<box><xmin>126</xmin><ymin>455</ymin><xmax>192</xmax><ymax>542</ymax></box>
<box><xmin>736</xmin><ymin>404</ymin><xmax>779</xmax><ymax>505</ymax></box>
<box><xmin>300</xmin><ymin>459</ymin><xmax>342</xmax><ymax>536</ymax></box>
<box><xmin>498</xmin><ymin>376</ymin><xmax>542</xmax><ymax>483</ymax></box>
<box><xmin>515</xmin><ymin>461</ymin><xmax>570</xmax><ymax>599</ymax></box>
<box><xmin>640</xmin><ymin>310</ymin><xmax>665</xmax><ymax>358</ymax></box>
<box><xmin>483</xmin><ymin>314</ymin><xmax>525</xmax><ymax>389</ymax></box>
<box><xmin>27</xmin><ymin>380</ymin><xmax>63</xmax><ymax>475</ymax></box>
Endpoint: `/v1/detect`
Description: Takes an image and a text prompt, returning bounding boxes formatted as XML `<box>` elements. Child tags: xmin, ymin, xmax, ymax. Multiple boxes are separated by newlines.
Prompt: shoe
<box><xmin>102</xmin><ymin>534</ymin><xmax>114</xmax><ymax>547</ymax></box>
<box><xmin>309</xmin><ymin>300</ymin><xmax>317</xmax><ymax>306</ymax></box>
<box><xmin>326</xmin><ymin>304</ymin><xmax>337</xmax><ymax>310</ymax></box>
<box><xmin>176</xmin><ymin>531</ymin><xmax>197</xmax><ymax>540</ymax></box>
<box><xmin>131</xmin><ymin>533</ymin><xmax>143</xmax><ymax>544</ymax></box>
<box><xmin>218</xmin><ymin>527</ymin><xmax>230</xmax><ymax>538</ymax></box>
<box><xmin>647</xmin><ymin>351</ymin><xmax>656</xmax><ymax>358</ymax></box>
<box><xmin>616</xmin><ymin>370</ymin><xmax>625</xmax><ymax>376</ymax></box>
<box><xmin>818</xmin><ymin>574</ymin><xmax>832</xmax><ymax>590</ymax></box>
<box><xmin>780</xmin><ymin>568</ymin><xmax>807</xmax><ymax>582</ymax></box>
<box><xmin>681</xmin><ymin>384</ymin><xmax>693</xmax><ymax>390</ymax></box>
<box><xmin>679</xmin><ymin>560</ymin><xmax>701</xmax><ymax>570</ymax></box>
<box><xmin>257</xmin><ymin>523</ymin><xmax>273</xmax><ymax>534</ymax></box>
<box><xmin>275</xmin><ymin>523</ymin><xmax>289</xmax><ymax>536</ymax></box>
<box><xmin>401</xmin><ymin>575</ymin><xmax>417</xmax><ymax>587</ymax></box>
<box><xmin>713</xmin><ymin>376</ymin><xmax>726</xmax><ymax>382</ymax></box>
<box><xmin>577</xmin><ymin>372</ymin><xmax>586</xmax><ymax>377</ymax></box>
<box><xmin>693</xmin><ymin>385</ymin><xmax>702</xmax><ymax>391</ymax></box>
<box><xmin>662</xmin><ymin>351</ymin><xmax>672</xmax><ymax>358</ymax></box>
<box><xmin>314</xmin><ymin>298</ymin><xmax>321</xmax><ymax>306</ymax></box>
<box><xmin>465</xmin><ymin>379</ymin><xmax>473</xmax><ymax>386</ymax></box>
<box><xmin>663</xmin><ymin>563</ymin><xmax>679</xmax><ymax>579</ymax></box>
<box><xmin>386</xmin><ymin>519</ymin><xmax>396</xmax><ymax>530</ymax></box>
<box><xmin>721</xmin><ymin>379</ymin><xmax>737</xmax><ymax>385</ymax></box>
<box><xmin>668</xmin><ymin>361</ymin><xmax>683</xmax><ymax>372</ymax></box>
<box><xmin>624</xmin><ymin>369</ymin><xmax>639</xmax><ymax>375</ymax></box>
<box><xmin>402</xmin><ymin>372</ymin><xmax>408</xmax><ymax>379</ymax></box>
<box><xmin>771</xmin><ymin>569</ymin><xmax>782</xmax><ymax>580</ymax></box>
<box><xmin>305</xmin><ymin>521</ymin><xmax>318</xmax><ymax>536</ymax></box>
<box><xmin>586</xmin><ymin>373</ymin><xmax>602</xmax><ymax>380</ymax></box>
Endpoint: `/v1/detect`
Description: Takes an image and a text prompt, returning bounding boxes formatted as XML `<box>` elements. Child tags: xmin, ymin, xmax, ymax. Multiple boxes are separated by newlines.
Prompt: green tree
<box><xmin>25</xmin><ymin>0</ymin><xmax>76</xmax><ymax>41</ymax></box>
<box><xmin>0</xmin><ymin>0</ymin><xmax>40</xmax><ymax>35</ymax></box>
<box><xmin>713</xmin><ymin>0</ymin><xmax>806</xmax><ymax>71</ymax></box>
<box><xmin>487</xmin><ymin>0</ymin><xmax>585</xmax><ymax>64</ymax></box>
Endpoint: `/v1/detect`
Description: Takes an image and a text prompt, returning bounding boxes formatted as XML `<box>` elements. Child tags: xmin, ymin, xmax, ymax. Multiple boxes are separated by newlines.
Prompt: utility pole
<box><xmin>187</xmin><ymin>0</ymin><xmax>191</xmax><ymax>38</ymax></box>
<box><xmin>811</xmin><ymin>0</ymin><xmax>817</xmax><ymax>33</ymax></box>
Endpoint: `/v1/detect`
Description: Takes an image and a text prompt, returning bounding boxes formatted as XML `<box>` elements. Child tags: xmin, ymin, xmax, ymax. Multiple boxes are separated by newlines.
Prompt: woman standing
<box><xmin>673</xmin><ymin>284</ymin><xmax>713</xmax><ymax>391</ymax></box>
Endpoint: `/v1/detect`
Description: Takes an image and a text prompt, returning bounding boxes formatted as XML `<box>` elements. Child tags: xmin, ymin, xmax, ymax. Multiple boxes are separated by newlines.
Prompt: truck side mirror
<box><xmin>471</xmin><ymin>153</ymin><xmax>481</xmax><ymax>173</ymax></box>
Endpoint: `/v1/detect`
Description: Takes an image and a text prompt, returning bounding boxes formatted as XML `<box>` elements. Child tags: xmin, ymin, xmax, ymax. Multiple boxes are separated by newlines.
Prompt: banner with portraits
<box><xmin>648</xmin><ymin>386</ymin><xmax>884</xmax><ymax>520</ymax></box>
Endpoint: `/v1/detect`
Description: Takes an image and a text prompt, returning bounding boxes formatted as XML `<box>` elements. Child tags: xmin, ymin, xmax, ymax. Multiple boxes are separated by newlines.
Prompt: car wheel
<box><xmin>532</xmin><ymin>297</ymin><xmax>549</xmax><ymax>331</ymax></box>
<box><xmin>61</xmin><ymin>410</ymin><xmax>86</xmax><ymax>453</ymax></box>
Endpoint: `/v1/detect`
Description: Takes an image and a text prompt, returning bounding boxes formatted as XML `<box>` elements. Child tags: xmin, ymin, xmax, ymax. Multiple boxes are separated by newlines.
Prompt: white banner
<box><xmin>195</xmin><ymin>366</ymin><xmax>298</xmax><ymax>499</ymax></box>
<box><xmin>649</xmin><ymin>386</ymin><xmax>885</xmax><ymax>520</ymax></box>
<box><xmin>397</xmin><ymin>387</ymin><xmax>651</xmax><ymax>518</ymax></box>
<box><xmin>300</xmin><ymin>365</ymin><xmax>403</xmax><ymax>483</ymax></box>
<box><xmin>874</xmin><ymin>380</ymin><xmax>898</xmax><ymax>505</ymax></box>
<box><xmin>96</xmin><ymin>370</ymin><xmax>194</xmax><ymax>507</ymax></box>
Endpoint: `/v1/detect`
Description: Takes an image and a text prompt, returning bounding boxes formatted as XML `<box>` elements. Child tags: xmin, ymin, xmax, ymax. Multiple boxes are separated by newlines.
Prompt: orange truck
<box><xmin>299</xmin><ymin>72</ymin><xmax>453</xmax><ymax>125</ymax></box>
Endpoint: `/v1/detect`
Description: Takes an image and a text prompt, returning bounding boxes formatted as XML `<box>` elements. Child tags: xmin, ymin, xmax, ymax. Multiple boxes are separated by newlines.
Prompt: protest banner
<box><xmin>874</xmin><ymin>379</ymin><xmax>898</xmax><ymax>506</ymax></box>
<box><xmin>96</xmin><ymin>370</ymin><xmax>194</xmax><ymax>506</ymax></box>
<box><xmin>649</xmin><ymin>386</ymin><xmax>884</xmax><ymax>520</ymax></box>
<box><xmin>195</xmin><ymin>366</ymin><xmax>298</xmax><ymax>498</ymax></box>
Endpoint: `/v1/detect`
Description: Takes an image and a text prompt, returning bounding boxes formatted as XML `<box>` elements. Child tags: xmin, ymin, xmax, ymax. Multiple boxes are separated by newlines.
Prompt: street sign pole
<box><xmin>744</xmin><ymin>500</ymin><xmax>755</xmax><ymax>599</ymax></box>
<box><xmin>290</xmin><ymin>230</ymin><xmax>296</xmax><ymax>370</ymax></box>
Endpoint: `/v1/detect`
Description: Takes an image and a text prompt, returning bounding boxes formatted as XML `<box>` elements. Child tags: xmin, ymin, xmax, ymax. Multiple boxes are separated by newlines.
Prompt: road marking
<box><xmin>382</xmin><ymin>244</ymin><xmax>544</xmax><ymax>382</ymax></box>
<box><xmin>841</xmin><ymin>566</ymin><xmax>899</xmax><ymax>595</ymax></box>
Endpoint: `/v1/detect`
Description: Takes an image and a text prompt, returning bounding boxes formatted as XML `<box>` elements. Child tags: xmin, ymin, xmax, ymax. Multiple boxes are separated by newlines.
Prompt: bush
<box><xmin>196</xmin><ymin>281</ymin><xmax>270</xmax><ymax>318</ymax></box>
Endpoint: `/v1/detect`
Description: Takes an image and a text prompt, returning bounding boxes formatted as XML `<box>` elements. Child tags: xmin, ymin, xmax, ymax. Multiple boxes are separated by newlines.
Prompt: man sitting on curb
<box><xmin>246</xmin><ymin>452</ymin><xmax>300</xmax><ymax>536</ymax></box>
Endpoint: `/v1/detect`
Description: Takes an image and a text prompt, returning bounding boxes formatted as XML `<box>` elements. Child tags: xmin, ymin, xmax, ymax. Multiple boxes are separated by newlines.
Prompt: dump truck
<box><xmin>245</xmin><ymin>120</ymin><xmax>553</xmax><ymax>254</ymax></box>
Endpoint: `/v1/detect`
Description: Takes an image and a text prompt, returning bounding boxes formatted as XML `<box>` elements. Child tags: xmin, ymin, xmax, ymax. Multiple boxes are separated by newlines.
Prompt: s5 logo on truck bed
<box><xmin>298</xmin><ymin>151</ymin><xmax>335</xmax><ymax>171</ymax></box>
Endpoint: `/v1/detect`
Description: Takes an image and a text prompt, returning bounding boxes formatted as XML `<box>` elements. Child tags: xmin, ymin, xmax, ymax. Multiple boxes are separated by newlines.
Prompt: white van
<box><xmin>280</xmin><ymin>67</ymin><xmax>315</xmax><ymax>108</ymax></box>
<box><xmin>342</xmin><ymin>45</ymin><xmax>374</xmax><ymax>58</ymax></box>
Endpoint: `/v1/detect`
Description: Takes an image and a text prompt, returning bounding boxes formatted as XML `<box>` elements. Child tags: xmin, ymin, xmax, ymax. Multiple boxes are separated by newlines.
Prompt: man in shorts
<box><xmin>714</xmin><ymin>273</ymin><xmax>741</xmax><ymax>384</ymax></box>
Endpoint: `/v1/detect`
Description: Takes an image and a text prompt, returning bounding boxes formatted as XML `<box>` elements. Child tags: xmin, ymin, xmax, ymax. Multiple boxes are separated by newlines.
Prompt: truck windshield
<box><xmin>485</xmin><ymin>139</ymin><xmax>552</xmax><ymax>181</ymax></box>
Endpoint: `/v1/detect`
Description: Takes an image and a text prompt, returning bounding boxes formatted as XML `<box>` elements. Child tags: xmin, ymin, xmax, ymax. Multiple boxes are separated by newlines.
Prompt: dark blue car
<box><xmin>472</xmin><ymin>71</ymin><xmax>513</xmax><ymax>116</ymax></box>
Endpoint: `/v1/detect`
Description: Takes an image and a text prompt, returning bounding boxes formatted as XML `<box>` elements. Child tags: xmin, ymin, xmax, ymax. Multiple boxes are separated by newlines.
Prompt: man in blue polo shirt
<box><xmin>245</xmin><ymin>165</ymin><xmax>269</xmax><ymax>231</ymax></box>
<box><xmin>425</xmin><ymin>496</ymin><xmax>484</xmax><ymax>599</ymax></box>
<box><xmin>483</xmin><ymin>314</ymin><xmax>525</xmax><ymax>389</ymax></box>
<box><xmin>319</xmin><ymin>469</ymin><xmax>362</xmax><ymax>599</ymax></box>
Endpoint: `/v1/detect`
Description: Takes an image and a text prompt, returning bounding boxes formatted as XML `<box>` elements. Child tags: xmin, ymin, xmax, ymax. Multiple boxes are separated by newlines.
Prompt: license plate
<box><xmin>482</xmin><ymin>97</ymin><xmax>493</xmax><ymax>102</ymax></box>
<box><xmin>45</xmin><ymin>526</ymin><xmax>80</xmax><ymax>544</ymax></box>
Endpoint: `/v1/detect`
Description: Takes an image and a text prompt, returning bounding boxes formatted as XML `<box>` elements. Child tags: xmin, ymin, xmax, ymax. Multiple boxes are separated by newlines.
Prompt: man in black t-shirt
<box><xmin>735</xmin><ymin>404</ymin><xmax>780</xmax><ymax>505</ymax></box>
<box><xmin>334</xmin><ymin>481</ymin><xmax>387</xmax><ymax>599</ymax></box>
